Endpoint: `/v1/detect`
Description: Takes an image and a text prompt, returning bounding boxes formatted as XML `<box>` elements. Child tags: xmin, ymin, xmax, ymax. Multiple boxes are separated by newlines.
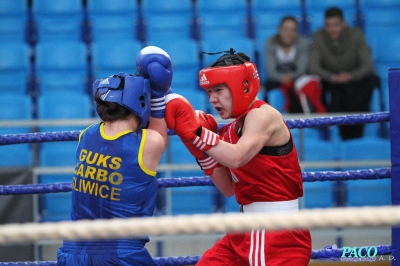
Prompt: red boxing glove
<box><xmin>165</xmin><ymin>93</ymin><xmax>219</xmax><ymax>151</ymax></box>
<box><xmin>182</xmin><ymin>139</ymin><xmax>221</xmax><ymax>176</ymax></box>
<box><xmin>185</xmin><ymin>110</ymin><xmax>221</xmax><ymax>175</ymax></box>
<box><xmin>196</xmin><ymin>110</ymin><xmax>218</xmax><ymax>133</ymax></box>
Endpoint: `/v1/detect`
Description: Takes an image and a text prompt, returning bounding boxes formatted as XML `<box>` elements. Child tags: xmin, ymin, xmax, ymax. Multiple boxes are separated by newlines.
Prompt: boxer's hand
<box><xmin>165</xmin><ymin>93</ymin><xmax>219</xmax><ymax>151</ymax></box>
<box><xmin>136</xmin><ymin>46</ymin><xmax>173</xmax><ymax>118</ymax></box>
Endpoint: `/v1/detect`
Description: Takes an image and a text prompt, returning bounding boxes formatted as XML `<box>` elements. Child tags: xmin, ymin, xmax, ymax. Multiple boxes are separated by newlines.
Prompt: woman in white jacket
<box><xmin>264</xmin><ymin>16</ymin><xmax>326</xmax><ymax>114</ymax></box>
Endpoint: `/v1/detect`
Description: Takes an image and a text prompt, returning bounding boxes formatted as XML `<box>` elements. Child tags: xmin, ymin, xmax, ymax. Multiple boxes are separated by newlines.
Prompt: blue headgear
<box><xmin>92</xmin><ymin>73</ymin><xmax>151</xmax><ymax>129</ymax></box>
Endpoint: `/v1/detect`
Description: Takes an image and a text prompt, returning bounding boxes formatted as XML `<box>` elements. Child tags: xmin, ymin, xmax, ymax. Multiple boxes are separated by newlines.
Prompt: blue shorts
<box><xmin>57</xmin><ymin>240</ymin><xmax>159</xmax><ymax>266</ymax></box>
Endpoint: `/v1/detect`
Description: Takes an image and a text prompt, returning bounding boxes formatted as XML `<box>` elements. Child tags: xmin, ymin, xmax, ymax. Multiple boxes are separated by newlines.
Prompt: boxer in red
<box><xmin>165</xmin><ymin>49</ymin><xmax>311</xmax><ymax>266</ymax></box>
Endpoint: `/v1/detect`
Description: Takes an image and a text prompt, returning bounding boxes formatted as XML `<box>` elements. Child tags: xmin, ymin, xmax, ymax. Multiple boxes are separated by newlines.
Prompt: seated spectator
<box><xmin>309</xmin><ymin>7</ymin><xmax>379</xmax><ymax>140</ymax></box>
<box><xmin>264</xmin><ymin>16</ymin><xmax>326</xmax><ymax>114</ymax></box>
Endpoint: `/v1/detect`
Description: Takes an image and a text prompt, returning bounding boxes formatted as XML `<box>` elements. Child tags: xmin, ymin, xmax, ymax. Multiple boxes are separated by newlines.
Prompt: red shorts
<box><xmin>197</xmin><ymin>229</ymin><xmax>311</xmax><ymax>266</ymax></box>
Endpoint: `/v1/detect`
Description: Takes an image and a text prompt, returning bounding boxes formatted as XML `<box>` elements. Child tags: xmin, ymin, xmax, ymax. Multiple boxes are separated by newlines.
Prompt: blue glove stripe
<box><xmin>151</xmin><ymin>96</ymin><xmax>166</xmax><ymax>109</ymax></box>
<box><xmin>152</xmin><ymin>106</ymin><xmax>166</xmax><ymax>110</ymax></box>
<box><xmin>150</xmin><ymin>95</ymin><xmax>166</xmax><ymax>117</ymax></box>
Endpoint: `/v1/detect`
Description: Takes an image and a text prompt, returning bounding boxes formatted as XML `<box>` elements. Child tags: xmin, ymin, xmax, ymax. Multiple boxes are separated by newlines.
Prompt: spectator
<box><xmin>309</xmin><ymin>7</ymin><xmax>378</xmax><ymax>140</ymax></box>
<box><xmin>265</xmin><ymin>16</ymin><xmax>326</xmax><ymax>114</ymax></box>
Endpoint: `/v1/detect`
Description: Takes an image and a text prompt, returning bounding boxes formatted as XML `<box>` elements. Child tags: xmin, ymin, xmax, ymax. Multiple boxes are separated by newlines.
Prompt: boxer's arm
<box><xmin>143</xmin><ymin>128</ymin><xmax>166</xmax><ymax>173</ymax></box>
<box><xmin>206</xmin><ymin>106</ymin><xmax>289</xmax><ymax>168</ymax></box>
<box><xmin>210</xmin><ymin>166</ymin><xmax>235</xmax><ymax>197</ymax></box>
<box><xmin>148</xmin><ymin>116</ymin><xmax>168</xmax><ymax>146</ymax></box>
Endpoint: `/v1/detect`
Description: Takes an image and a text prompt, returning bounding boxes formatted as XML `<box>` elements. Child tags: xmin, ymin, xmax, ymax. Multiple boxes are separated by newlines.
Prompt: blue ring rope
<box><xmin>0</xmin><ymin>112</ymin><xmax>389</xmax><ymax>146</ymax></box>
<box><xmin>0</xmin><ymin>168</ymin><xmax>391</xmax><ymax>195</ymax></box>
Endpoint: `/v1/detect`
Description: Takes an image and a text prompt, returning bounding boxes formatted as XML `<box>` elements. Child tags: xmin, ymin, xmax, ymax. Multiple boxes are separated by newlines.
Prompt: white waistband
<box><xmin>241</xmin><ymin>199</ymin><xmax>299</xmax><ymax>213</ymax></box>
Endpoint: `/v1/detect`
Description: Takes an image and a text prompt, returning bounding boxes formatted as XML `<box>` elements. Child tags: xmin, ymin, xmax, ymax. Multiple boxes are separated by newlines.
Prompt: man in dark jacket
<box><xmin>309</xmin><ymin>7</ymin><xmax>378</xmax><ymax>140</ymax></box>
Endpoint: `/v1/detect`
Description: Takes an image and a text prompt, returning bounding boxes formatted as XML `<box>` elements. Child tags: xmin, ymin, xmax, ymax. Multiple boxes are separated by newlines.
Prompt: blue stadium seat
<box><xmin>360</xmin><ymin>0</ymin><xmax>400</xmax><ymax>8</ymax></box>
<box><xmin>91</xmin><ymin>40</ymin><xmax>142</xmax><ymax>79</ymax></box>
<box><xmin>0</xmin><ymin>93</ymin><xmax>33</xmax><ymax>166</ymax></box>
<box><xmin>87</xmin><ymin>0</ymin><xmax>137</xmax><ymax>14</ymax></box>
<box><xmin>266</xmin><ymin>89</ymin><xmax>285</xmax><ymax>113</ymax></box>
<box><xmin>0</xmin><ymin>42</ymin><xmax>30</xmax><ymax>93</ymax></box>
<box><xmin>35</xmin><ymin>40</ymin><xmax>88</xmax><ymax>93</ymax></box>
<box><xmin>306</xmin><ymin>0</ymin><xmax>355</xmax><ymax>9</ymax></box>
<box><xmin>252</xmin><ymin>0</ymin><xmax>301</xmax><ymax>11</ymax></box>
<box><xmin>339</xmin><ymin>136</ymin><xmax>390</xmax><ymax>167</ymax></box>
<box><xmin>38</xmin><ymin>141</ymin><xmax>77</xmax><ymax>221</ymax></box>
<box><xmin>32</xmin><ymin>0</ymin><xmax>84</xmax><ymax>41</ymax></box>
<box><xmin>255</xmin><ymin>12</ymin><xmax>289</xmax><ymax>40</ymax></box>
<box><xmin>87</xmin><ymin>0</ymin><xmax>138</xmax><ymax>42</ymax></box>
<box><xmin>197</xmin><ymin>0</ymin><xmax>246</xmax><ymax>13</ymax></box>
<box><xmin>145</xmin><ymin>13</ymin><xmax>193</xmax><ymax>42</ymax></box>
<box><xmin>0</xmin><ymin>0</ymin><xmax>27</xmax><ymax>15</ymax></box>
<box><xmin>37</xmin><ymin>91</ymin><xmax>92</xmax><ymax>132</ymax></box>
<box><xmin>225</xmin><ymin>196</ymin><xmax>240</xmax><ymax>213</ymax></box>
<box><xmin>346</xmin><ymin>178</ymin><xmax>391</xmax><ymax>207</ymax></box>
<box><xmin>39</xmin><ymin>142</ymin><xmax>77</xmax><ymax>167</ymax></box>
<box><xmin>170</xmin><ymin>186</ymin><xmax>214</xmax><ymax>215</ymax></box>
<box><xmin>168</xmin><ymin>135</ymin><xmax>196</xmax><ymax>164</ymax></box>
<box><xmin>198</xmin><ymin>12</ymin><xmax>248</xmax><ymax>41</ymax></box>
<box><xmin>297</xmin><ymin>138</ymin><xmax>336</xmax><ymax>171</ymax></box>
<box><xmin>89</xmin><ymin>15</ymin><xmax>137</xmax><ymax>42</ymax></box>
<box><xmin>0</xmin><ymin>0</ymin><xmax>28</xmax><ymax>42</ymax></box>
<box><xmin>197</xmin><ymin>0</ymin><xmax>247</xmax><ymax>40</ymax></box>
<box><xmin>39</xmin><ymin>174</ymin><xmax>72</xmax><ymax>221</ymax></box>
<box><xmin>142</xmin><ymin>0</ymin><xmax>194</xmax><ymax>42</ymax></box>
<box><xmin>303</xmin><ymin>181</ymin><xmax>334</xmax><ymax>209</ymax></box>
<box><xmin>142</xmin><ymin>0</ymin><xmax>192</xmax><ymax>14</ymax></box>
<box><xmin>171</xmin><ymin>85</ymin><xmax>208</xmax><ymax>112</ymax></box>
<box><xmin>0</xmin><ymin>144</ymin><xmax>33</xmax><ymax>167</ymax></box>
<box><xmin>364</xmin><ymin>8</ymin><xmax>400</xmax><ymax>31</ymax></box>
<box><xmin>338</xmin><ymin>136</ymin><xmax>391</xmax><ymax>207</ymax></box>
<box><xmin>0</xmin><ymin>93</ymin><xmax>32</xmax><ymax>126</ymax></box>
<box><xmin>373</xmin><ymin>35</ymin><xmax>400</xmax><ymax>64</ymax></box>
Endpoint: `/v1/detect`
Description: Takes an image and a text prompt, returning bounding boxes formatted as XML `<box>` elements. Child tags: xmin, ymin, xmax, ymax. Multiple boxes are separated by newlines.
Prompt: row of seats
<box><xmin>3</xmin><ymin>0</ymin><xmax>400</xmax><ymax>43</ymax></box>
<box><xmin>2</xmin><ymin>1</ymin><xmax>399</xmax><ymax>96</ymax></box>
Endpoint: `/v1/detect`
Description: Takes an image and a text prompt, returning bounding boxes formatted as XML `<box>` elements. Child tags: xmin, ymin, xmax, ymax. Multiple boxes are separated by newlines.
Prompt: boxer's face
<box><xmin>207</xmin><ymin>84</ymin><xmax>232</xmax><ymax>119</ymax></box>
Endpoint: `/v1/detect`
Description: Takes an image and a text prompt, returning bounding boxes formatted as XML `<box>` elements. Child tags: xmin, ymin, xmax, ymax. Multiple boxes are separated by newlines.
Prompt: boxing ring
<box><xmin>0</xmin><ymin>68</ymin><xmax>399</xmax><ymax>265</ymax></box>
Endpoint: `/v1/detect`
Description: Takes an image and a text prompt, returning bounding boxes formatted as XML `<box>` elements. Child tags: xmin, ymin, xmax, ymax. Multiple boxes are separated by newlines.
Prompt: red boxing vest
<box><xmin>219</xmin><ymin>100</ymin><xmax>303</xmax><ymax>205</ymax></box>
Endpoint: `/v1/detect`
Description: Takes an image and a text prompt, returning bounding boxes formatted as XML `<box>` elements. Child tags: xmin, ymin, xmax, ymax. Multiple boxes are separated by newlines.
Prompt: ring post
<box><xmin>389</xmin><ymin>68</ymin><xmax>400</xmax><ymax>265</ymax></box>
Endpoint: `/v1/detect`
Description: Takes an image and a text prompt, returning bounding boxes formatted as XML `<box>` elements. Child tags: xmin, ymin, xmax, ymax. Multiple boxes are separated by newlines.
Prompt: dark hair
<box><xmin>94</xmin><ymin>93</ymin><xmax>139</xmax><ymax>123</ymax></box>
<box><xmin>209</xmin><ymin>49</ymin><xmax>251</xmax><ymax>67</ymax></box>
<box><xmin>325</xmin><ymin>7</ymin><xmax>344</xmax><ymax>20</ymax></box>
<box><xmin>279</xmin><ymin>16</ymin><xmax>298</xmax><ymax>29</ymax></box>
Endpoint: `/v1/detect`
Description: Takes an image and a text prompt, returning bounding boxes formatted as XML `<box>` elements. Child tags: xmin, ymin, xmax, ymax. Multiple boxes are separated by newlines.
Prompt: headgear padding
<box><xmin>93</xmin><ymin>73</ymin><xmax>151</xmax><ymax>129</ymax></box>
<box><xmin>199</xmin><ymin>52</ymin><xmax>260</xmax><ymax>118</ymax></box>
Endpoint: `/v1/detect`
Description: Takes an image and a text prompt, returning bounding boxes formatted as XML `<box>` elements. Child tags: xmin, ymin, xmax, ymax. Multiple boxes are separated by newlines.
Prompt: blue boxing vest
<box><xmin>71</xmin><ymin>122</ymin><xmax>158</xmax><ymax>222</ymax></box>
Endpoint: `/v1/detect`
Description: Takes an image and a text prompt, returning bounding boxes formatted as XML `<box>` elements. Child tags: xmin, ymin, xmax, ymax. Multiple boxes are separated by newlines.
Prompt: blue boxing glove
<box><xmin>136</xmin><ymin>46</ymin><xmax>173</xmax><ymax>118</ymax></box>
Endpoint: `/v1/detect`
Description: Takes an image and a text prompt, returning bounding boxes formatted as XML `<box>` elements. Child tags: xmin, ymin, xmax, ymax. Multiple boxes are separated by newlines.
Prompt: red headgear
<box><xmin>199</xmin><ymin>57</ymin><xmax>260</xmax><ymax>118</ymax></box>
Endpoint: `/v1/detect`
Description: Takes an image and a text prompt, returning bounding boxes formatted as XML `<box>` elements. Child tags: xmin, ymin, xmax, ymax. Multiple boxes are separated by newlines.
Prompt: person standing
<box><xmin>165</xmin><ymin>49</ymin><xmax>311</xmax><ymax>265</ymax></box>
<box><xmin>309</xmin><ymin>7</ymin><xmax>378</xmax><ymax>140</ymax></box>
<box><xmin>57</xmin><ymin>46</ymin><xmax>172</xmax><ymax>266</ymax></box>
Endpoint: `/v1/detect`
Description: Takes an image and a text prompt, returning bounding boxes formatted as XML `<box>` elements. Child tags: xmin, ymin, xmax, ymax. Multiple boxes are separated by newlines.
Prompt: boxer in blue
<box><xmin>57</xmin><ymin>46</ymin><xmax>173</xmax><ymax>266</ymax></box>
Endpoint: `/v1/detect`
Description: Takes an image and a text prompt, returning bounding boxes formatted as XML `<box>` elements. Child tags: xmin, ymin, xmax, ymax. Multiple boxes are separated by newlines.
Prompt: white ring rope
<box><xmin>1</xmin><ymin>205</ymin><xmax>399</xmax><ymax>245</ymax></box>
